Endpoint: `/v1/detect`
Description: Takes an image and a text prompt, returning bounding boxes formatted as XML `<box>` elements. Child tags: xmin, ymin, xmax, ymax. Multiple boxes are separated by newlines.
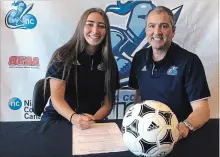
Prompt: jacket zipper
<box><xmin>152</xmin><ymin>62</ymin><xmax>155</xmax><ymax>75</ymax></box>
<box><xmin>91</xmin><ymin>59</ymin><xmax>93</xmax><ymax>70</ymax></box>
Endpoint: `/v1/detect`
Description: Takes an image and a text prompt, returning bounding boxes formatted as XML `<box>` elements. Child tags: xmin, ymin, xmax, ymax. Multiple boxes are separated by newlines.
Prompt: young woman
<box><xmin>41</xmin><ymin>8</ymin><xmax>120</xmax><ymax>129</ymax></box>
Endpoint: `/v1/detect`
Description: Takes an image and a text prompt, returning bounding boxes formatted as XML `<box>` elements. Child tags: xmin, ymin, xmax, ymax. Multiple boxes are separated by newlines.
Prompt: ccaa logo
<box><xmin>8</xmin><ymin>97</ymin><xmax>22</xmax><ymax>110</ymax></box>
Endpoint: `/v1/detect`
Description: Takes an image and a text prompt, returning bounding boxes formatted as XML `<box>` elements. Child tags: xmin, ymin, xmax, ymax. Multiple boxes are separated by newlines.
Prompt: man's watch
<box><xmin>183</xmin><ymin>120</ymin><xmax>194</xmax><ymax>132</ymax></box>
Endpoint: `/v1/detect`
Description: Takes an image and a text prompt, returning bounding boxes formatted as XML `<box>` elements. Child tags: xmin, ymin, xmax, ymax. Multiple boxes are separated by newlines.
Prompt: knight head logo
<box><xmin>5</xmin><ymin>0</ymin><xmax>37</xmax><ymax>29</ymax></box>
<box><xmin>105</xmin><ymin>0</ymin><xmax>183</xmax><ymax>86</ymax></box>
<box><xmin>167</xmin><ymin>66</ymin><xmax>178</xmax><ymax>76</ymax></box>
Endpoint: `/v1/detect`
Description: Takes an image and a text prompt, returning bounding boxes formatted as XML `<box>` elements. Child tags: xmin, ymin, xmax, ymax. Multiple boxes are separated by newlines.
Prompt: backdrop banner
<box><xmin>0</xmin><ymin>0</ymin><xmax>218</xmax><ymax>121</ymax></box>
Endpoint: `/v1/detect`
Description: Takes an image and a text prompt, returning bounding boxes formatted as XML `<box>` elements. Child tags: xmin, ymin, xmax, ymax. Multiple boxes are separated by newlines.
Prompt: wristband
<box><xmin>70</xmin><ymin>112</ymin><xmax>76</xmax><ymax>122</ymax></box>
<box><xmin>183</xmin><ymin>120</ymin><xmax>194</xmax><ymax>132</ymax></box>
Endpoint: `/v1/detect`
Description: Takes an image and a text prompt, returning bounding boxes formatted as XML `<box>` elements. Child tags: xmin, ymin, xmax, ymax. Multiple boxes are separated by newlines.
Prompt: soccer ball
<box><xmin>122</xmin><ymin>100</ymin><xmax>179</xmax><ymax>157</ymax></box>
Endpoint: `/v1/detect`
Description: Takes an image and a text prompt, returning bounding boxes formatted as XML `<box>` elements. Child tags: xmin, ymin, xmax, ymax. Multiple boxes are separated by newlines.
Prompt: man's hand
<box><xmin>178</xmin><ymin>122</ymin><xmax>189</xmax><ymax>141</ymax></box>
<box><xmin>71</xmin><ymin>114</ymin><xmax>94</xmax><ymax>130</ymax></box>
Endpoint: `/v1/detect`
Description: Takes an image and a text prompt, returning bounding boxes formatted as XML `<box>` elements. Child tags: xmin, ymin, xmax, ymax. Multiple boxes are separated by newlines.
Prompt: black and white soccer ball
<box><xmin>122</xmin><ymin>100</ymin><xmax>179</xmax><ymax>157</ymax></box>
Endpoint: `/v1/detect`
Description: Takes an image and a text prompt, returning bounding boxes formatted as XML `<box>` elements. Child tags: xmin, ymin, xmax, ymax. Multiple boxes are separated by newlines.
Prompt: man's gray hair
<box><xmin>146</xmin><ymin>6</ymin><xmax>175</xmax><ymax>27</ymax></box>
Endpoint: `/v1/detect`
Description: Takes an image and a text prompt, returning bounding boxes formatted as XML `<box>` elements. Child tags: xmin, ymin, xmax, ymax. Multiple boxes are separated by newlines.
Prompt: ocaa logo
<box><xmin>8</xmin><ymin>56</ymin><xmax>40</xmax><ymax>68</ymax></box>
<box><xmin>8</xmin><ymin>97</ymin><xmax>22</xmax><ymax>110</ymax></box>
<box><xmin>5</xmin><ymin>0</ymin><xmax>37</xmax><ymax>29</ymax></box>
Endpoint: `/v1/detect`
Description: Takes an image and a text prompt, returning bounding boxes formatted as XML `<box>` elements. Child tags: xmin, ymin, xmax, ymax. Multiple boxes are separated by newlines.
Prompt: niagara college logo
<box><xmin>8</xmin><ymin>97</ymin><xmax>22</xmax><ymax>110</ymax></box>
<box><xmin>8</xmin><ymin>56</ymin><xmax>40</xmax><ymax>68</ymax></box>
<box><xmin>105</xmin><ymin>1</ymin><xmax>183</xmax><ymax>86</ymax></box>
<box><xmin>8</xmin><ymin>98</ymin><xmax>40</xmax><ymax>119</ymax></box>
<box><xmin>5</xmin><ymin>0</ymin><xmax>37</xmax><ymax>29</ymax></box>
<box><xmin>167</xmin><ymin>66</ymin><xmax>178</xmax><ymax>76</ymax></box>
<box><xmin>97</xmin><ymin>63</ymin><xmax>105</xmax><ymax>71</ymax></box>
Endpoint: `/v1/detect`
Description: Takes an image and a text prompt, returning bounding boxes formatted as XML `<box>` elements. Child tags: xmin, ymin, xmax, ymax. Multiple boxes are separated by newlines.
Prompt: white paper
<box><xmin>72</xmin><ymin>122</ymin><xmax>128</xmax><ymax>155</ymax></box>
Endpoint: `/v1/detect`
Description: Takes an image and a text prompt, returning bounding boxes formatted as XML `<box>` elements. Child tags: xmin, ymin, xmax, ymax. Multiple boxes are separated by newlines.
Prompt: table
<box><xmin>0</xmin><ymin>119</ymin><xmax>219</xmax><ymax>157</ymax></box>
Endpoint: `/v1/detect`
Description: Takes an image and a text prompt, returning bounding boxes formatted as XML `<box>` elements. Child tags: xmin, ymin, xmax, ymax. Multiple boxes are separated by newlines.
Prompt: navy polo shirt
<box><xmin>42</xmin><ymin>51</ymin><xmax>119</xmax><ymax>120</ymax></box>
<box><xmin>129</xmin><ymin>42</ymin><xmax>210</xmax><ymax>121</ymax></box>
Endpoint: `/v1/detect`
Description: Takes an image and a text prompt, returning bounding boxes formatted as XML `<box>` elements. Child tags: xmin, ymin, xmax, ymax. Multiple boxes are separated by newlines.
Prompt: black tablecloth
<box><xmin>0</xmin><ymin>119</ymin><xmax>219</xmax><ymax>157</ymax></box>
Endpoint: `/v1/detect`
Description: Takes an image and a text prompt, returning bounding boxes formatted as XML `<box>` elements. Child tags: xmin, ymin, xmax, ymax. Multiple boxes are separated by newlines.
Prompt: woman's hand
<box><xmin>71</xmin><ymin>114</ymin><xmax>94</xmax><ymax>129</ymax></box>
<box><xmin>83</xmin><ymin>113</ymin><xmax>96</xmax><ymax>120</ymax></box>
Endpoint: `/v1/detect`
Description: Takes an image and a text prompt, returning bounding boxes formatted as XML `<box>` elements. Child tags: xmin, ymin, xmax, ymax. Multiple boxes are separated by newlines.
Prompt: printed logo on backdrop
<box><xmin>8</xmin><ymin>56</ymin><xmax>40</xmax><ymax>68</ymax></box>
<box><xmin>108</xmin><ymin>88</ymin><xmax>135</xmax><ymax>119</ymax></box>
<box><xmin>8</xmin><ymin>97</ymin><xmax>22</xmax><ymax>110</ymax></box>
<box><xmin>105</xmin><ymin>1</ymin><xmax>183</xmax><ymax>86</ymax></box>
<box><xmin>8</xmin><ymin>97</ymin><xmax>40</xmax><ymax>120</ymax></box>
<box><xmin>5</xmin><ymin>0</ymin><xmax>37</xmax><ymax>29</ymax></box>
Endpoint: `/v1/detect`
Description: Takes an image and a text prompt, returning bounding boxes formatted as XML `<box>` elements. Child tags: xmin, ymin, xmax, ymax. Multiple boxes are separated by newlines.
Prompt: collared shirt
<box><xmin>129</xmin><ymin>42</ymin><xmax>211</xmax><ymax>121</ymax></box>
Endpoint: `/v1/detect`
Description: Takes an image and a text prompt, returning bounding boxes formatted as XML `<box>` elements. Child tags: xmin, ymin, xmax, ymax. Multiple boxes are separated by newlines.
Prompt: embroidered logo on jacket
<box><xmin>167</xmin><ymin>66</ymin><xmax>178</xmax><ymax>75</ymax></box>
<box><xmin>97</xmin><ymin>63</ymin><xmax>105</xmax><ymax>71</ymax></box>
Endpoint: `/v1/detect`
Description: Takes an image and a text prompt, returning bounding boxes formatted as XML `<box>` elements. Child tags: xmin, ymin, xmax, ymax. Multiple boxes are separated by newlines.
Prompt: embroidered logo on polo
<box><xmin>97</xmin><ymin>63</ymin><xmax>105</xmax><ymax>71</ymax></box>
<box><xmin>141</xmin><ymin>65</ymin><xmax>147</xmax><ymax>71</ymax></box>
<box><xmin>167</xmin><ymin>66</ymin><xmax>178</xmax><ymax>75</ymax></box>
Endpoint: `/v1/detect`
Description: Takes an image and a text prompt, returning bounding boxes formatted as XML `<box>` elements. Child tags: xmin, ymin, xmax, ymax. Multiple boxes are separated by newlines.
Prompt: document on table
<box><xmin>72</xmin><ymin>122</ymin><xmax>128</xmax><ymax>155</ymax></box>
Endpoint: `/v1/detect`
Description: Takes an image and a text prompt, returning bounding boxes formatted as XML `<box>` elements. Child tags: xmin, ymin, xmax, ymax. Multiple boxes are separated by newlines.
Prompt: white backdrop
<box><xmin>0</xmin><ymin>0</ymin><xmax>218</xmax><ymax>121</ymax></box>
